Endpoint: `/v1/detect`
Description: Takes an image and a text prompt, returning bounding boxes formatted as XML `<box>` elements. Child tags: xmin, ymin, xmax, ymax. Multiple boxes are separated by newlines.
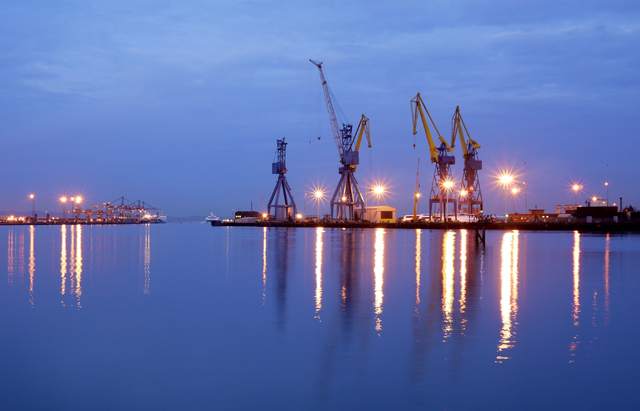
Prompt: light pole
<box><xmin>572</xmin><ymin>184</ymin><xmax>581</xmax><ymax>207</ymax></box>
<box><xmin>511</xmin><ymin>187</ymin><xmax>519</xmax><ymax>214</ymax></box>
<box><xmin>374</xmin><ymin>186</ymin><xmax>384</xmax><ymax>222</ymax></box>
<box><xmin>606</xmin><ymin>164</ymin><xmax>609</xmax><ymax>206</ymax></box>
<box><xmin>499</xmin><ymin>174</ymin><xmax>514</xmax><ymax>221</ymax></box>
<box><xmin>75</xmin><ymin>196</ymin><xmax>83</xmax><ymax>220</ymax></box>
<box><xmin>29</xmin><ymin>194</ymin><xmax>35</xmax><ymax>218</ymax></box>
<box><xmin>60</xmin><ymin>197</ymin><xmax>67</xmax><ymax>218</ymax></box>
<box><xmin>315</xmin><ymin>190</ymin><xmax>323</xmax><ymax>221</ymax></box>
<box><xmin>442</xmin><ymin>181</ymin><xmax>453</xmax><ymax>221</ymax></box>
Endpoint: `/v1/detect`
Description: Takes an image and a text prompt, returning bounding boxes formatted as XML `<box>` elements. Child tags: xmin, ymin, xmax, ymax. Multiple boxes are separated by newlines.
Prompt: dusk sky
<box><xmin>1</xmin><ymin>1</ymin><xmax>638</xmax><ymax>217</ymax></box>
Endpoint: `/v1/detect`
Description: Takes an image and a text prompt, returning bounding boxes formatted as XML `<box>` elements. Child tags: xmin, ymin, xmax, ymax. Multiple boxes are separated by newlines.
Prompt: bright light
<box><xmin>442</xmin><ymin>181</ymin><xmax>454</xmax><ymax>189</ymax></box>
<box><xmin>60</xmin><ymin>197</ymin><xmax>67</xmax><ymax>203</ymax></box>
<box><xmin>262</xmin><ymin>213</ymin><xmax>267</xmax><ymax>218</ymax></box>
<box><xmin>415</xmin><ymin>193</ymin><xmax>421</xmax><ymax>198</ymax></box>
<box><xmin>572</xmin><ymin>184</ymin><xmax>581</xmax><ymax>192</ymax></box>
<box><xmin>500</xmin><ymin>174</ymin><xmax>514</xmax><ymax>185</ymax></box>
<box><xmin>341</xmin><ymin>196</ymin><xmax>347</xmax><ymax>202</ymax></box>
<box><xmin>315</xmin><ymin>190</ymin><xmax>323</xmax><ymax>199</ymax></box>
<box><xmin>605</xmin><ymin>182</ymin><xmax>609</xmax><ymax>186</ymax></box>
<box><xmin>592</xmin><ymin>197</ymin><xmax>597</xmax><ymax>201</ymax></box>
<box><xmin>374</xmin><ymin>186</ymin><xmax>384</xmax><ymax>195</ymax></box>
<box><xmin>296</xmin><ymin>213</ymin><xmax>302</xmax><ymax>220</ymax></box>
<box><xmin>75</xmin><ymin>196</ymin><xmax>82</xmax><ymax>204</ymax></box>
<box><xmin>29</xmin><ymin>194</ymin><xmax>35</xmax><ymax>199</ymax></box>
<box><xmin>511</xmin><ymin>188</ymin><xmax>519</xmax><ymax>194</ymax></box>
<box><xmin>460</xmin><ymin>190</ymin><xmax>468</xmax><ymax>197</ymax></box>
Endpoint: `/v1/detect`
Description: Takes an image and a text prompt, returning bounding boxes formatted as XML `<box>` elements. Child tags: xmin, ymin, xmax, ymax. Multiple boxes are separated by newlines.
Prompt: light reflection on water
<box><xmin>1</xmin><ymin>225</ymin><xmax>639</xmax><ymax>409</ymax></box>
<box><xmin>497</xmin><ymin>230</ymin><xmax>519</xmax><ymax>362</ymax></box>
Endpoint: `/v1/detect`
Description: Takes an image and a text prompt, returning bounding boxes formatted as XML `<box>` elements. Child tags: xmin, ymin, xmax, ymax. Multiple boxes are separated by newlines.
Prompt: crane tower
<box><xmin>411</xmin><ymin>93</ymin><xmax>457</xmax><ymax>222</ymax></box>
<box><xmin>452</xmin><ymin>106</ymin><xmax>483</xmax><ymax>216</ymax></box>
<box><xmin>310</xmin><ymin>59</ymin><xmax>371</xmax><ymax>220</ymax></box>
<box><xmin>267</xmin><ymin>138</ymin><xmax>297</xmax><ymax>220</ymax></box>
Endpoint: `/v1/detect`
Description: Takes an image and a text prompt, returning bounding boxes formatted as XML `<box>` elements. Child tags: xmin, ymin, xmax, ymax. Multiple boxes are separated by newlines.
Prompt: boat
<box><xmin>205</xmin><ymin>213</ymin><xmax>221</xmax><ymax>224</ymax></box>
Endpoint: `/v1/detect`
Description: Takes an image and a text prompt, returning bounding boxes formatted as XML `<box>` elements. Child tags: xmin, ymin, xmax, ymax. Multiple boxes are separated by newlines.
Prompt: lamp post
<box><xmin>442</xmin><ymin>181</ymin><xmax>453</xmax><ymax>221</ymax></box>
<box><xmin>572</xmin><ymin>184</ymin><xmax>581</xmax><ymax>207</ymax></box>
<box><xmin>75</xmin><ymin>196</ymin><xmax>83</xmax><ymax>220</ymax></box>
<box><xmin>606</xmin><ymin>163</ymin><xmax>609</xmax><ymax>206</ymax></box>
<box><xmin>511</xmin><ymin>187</ymin><xmax>519</xmax><ymax>214</ymax></box>
<box><xmin>29</xmin><ymin>194</ymin><xmax>35</xmax><ymax>218</ymax></box>
<box><xmin>60</xmin><ymin>197</ymin><xmax>67</xmax><ymax>218</ymax></box>
<box><xmin>315</xmin><ymin>190</ymin><xmax>323</xmax><ymax>221</ymax></box>
<box><xmin>374</xmin><ymin>186</ymin><xmax>384</xmax><ymax>222</ymax></box>
<box><xmin>499</xmin><ymin>174</ymin><xmax>514</xmax><ymax>221</ymax></box>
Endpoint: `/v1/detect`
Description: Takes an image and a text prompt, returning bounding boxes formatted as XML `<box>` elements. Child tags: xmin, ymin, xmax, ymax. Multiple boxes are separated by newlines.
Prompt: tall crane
<box><xmin>310</xmin><ymin>59</ymin><xmax>371</xmax><ymax>220</ymax></box>
<box><xmin>411</xmin><ymin>93</ymin><xmax>457</xmax><ymax>222</ymax></box>
<box><xmin>413</xmin><ymin>158</ymin><xmax>420</xmax><ymax>220</ymax></box>
<box><xmin>452</xmin><ymin>106</ymin><xmax>483</xmax><ymax>217</ymax></box>
<box><xmin>267</xmin><ymin>138</ymin><xmax>297</xmax><ymax>220</ymax></box>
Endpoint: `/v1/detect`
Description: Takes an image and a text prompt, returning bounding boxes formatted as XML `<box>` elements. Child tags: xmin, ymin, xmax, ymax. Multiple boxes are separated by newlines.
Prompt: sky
<box><xmin>1</xmin><ymin>1</ymin><xmax>639</xmax><ymax>218</ymax></box>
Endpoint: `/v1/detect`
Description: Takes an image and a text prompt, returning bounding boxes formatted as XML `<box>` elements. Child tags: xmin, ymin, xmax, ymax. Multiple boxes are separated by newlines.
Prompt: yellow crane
<box><xmin>351</xmin><ymin>114</ymin><xmax>371</xmax><ymax>172</ymax></box>
<box><xmin>452</xmin><ymin>106</ymin><xmax>483</xmax><ymax>216</ymax></box>
<box><xmin>411</xmin><ymin>93</ymin><xmax>457</xmax><ymax>222</ymax></box>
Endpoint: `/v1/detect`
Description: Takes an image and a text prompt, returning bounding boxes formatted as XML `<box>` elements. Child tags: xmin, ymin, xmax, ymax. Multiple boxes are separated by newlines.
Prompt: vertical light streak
<box><xmin>569</xmin><ymin>231</ymin><xmax>581</xmax><ymax>362</ymax></box>
<box><xmin>315</xmin><ymin>227</ymin><xmax>323</xmax><ymax>315</ymax></box>
<box><xmin>74</xmin><ymin>225</ymin><xmax>83</xmax><ymax>308</ymax></box>
<box><xmin>144</xmin><ymin>224</ymin><xmax>151</xmax><ymax>295</ymax></box>
<box><xmin>374</xmin><ymin>228</ymin><xmax>385</xmax><ymax>332</ymax></box>
<box><xmin>60</xmin><ymin>225</ymin><xmax>67</xmax><ymax>297</ymax></box>
<box><xmin>18</xmin><ymin>232</ymin><xmax>25</xmax><ymax>284</ymax></box>
<box><xmin>442</xmin><ymin>231</ymin><xmax>455</xmax><ymax>340</ymax></box>
<box><xmin>459</xmin><ymin>229</ymin><xmax>467</xmax><ymax>314</ymax></box>
<box><xmin>8</xmin><ymin>230</ymin><xmax>14</xmax><ymax>286</ymax></box>
<box><xmin>69</xmin><ymin>225</ymin><xmax>76</xmax><ymax>295</ymax></box>
<box><xmin>262</xmin><ymin>227</ymin><xmax>267</xmax><ymax>305</ymax></box>
<box><xmin>497</xmin><ymin>231</ymin><xmax>519</xmax><ymax>362</ymax></box>
<box><xmin>592</xmin><ymin>291</ymin><xmax>598</xmax><ymax>327</ymax></box>
<box><xmin>604</xmin><ymin>233</ymin><xmax>610</xmax><ymax>326</ymax></box>
<box><xmin>29</xmin><ymin>226</ymin><xmax>35</xmax><ymax>306</ymax></box>
<box><xmin>415</xmin><ymin>229</ymin><xmax>422</xmax><ymax>306</ymax></box>
<box><xmin>573</xmin><ymin>231</ymin><xmax>581</xmax><ymax>326</ymax></box>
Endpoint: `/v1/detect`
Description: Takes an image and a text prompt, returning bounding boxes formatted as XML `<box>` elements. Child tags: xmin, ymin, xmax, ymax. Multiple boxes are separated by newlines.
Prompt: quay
<box><xmin>216</xmin><ymin>220</ymin><xmax>640</xmax><ymax>233</ymax></box>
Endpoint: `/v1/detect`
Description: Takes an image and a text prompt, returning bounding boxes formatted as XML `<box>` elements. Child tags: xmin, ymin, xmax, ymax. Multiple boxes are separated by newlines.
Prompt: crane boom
<box><xmin>411</xmin><ymin>93</ymin><xmax>447</xmax><ymax>163</ymax></box>
<box><xmin>350</xmin><ymin>114</ymin><xmax>370</xmax><ymax>172</ymax></box>
<box><xmin>310</xmin><ymin>59</ymin><xmax>343</xmax><ymax>158</ymax></box>
<box><xmin>452</xmin><ymin>106</ymin><xmax>480</xmax><ymax>158</ymax></box>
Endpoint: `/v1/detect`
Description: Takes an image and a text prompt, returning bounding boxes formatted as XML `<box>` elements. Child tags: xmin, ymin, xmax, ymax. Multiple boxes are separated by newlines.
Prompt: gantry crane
<box><xmin>267</xmin><ymin>137</ymin><xmax>297</xmax><ymax>220</ymax></box>
<box><xmin>451</xmin><ymin>106</ymin><xmax>483</xmax><ymax>216</ymax></box>
<box><xmin>413</xmin><ymin>158</ymin><xmax>420</xmax><ymax>220</ymax></box>
<box><xmin>310</xmin><ymin>59</ymin><xmax>371</xmax><ymax>220</ymax></box>
<box><xmin>411</xmin><ymin>93</ymin><xmax>457</xmax><ymax>222</ymax></box>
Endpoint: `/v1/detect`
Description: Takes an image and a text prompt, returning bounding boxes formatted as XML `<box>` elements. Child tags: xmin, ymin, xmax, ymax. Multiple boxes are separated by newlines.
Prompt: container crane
<box><xmin>310</xmin><ymin>59</ymin><xmax>371</xmax><ymax>220</ymax></box>
<box><xmin>452</xmin><ymin>106</ymin><xmax>483</xmax><ymax>217</ymax></box>
<box><xmin>413</xmin><ymin>158</ymin><xmax>420</xmax><ymax>220</ymax></box>
<box><xmin>411</xmin><ymin>93</ymin><xmax>457</xmax><ymax>222</ymax></box>
<box><xmin>267</xmin><ymin>137</ymin><xmax>297</xmax><ymax>220</ymax></box>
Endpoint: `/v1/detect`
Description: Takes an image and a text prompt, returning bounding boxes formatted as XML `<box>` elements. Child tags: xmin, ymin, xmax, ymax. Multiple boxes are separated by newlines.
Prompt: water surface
<box><xmin>1</xmin><ymin>224</ymin><xmax>638</xmax><ymax>410</ymax></box>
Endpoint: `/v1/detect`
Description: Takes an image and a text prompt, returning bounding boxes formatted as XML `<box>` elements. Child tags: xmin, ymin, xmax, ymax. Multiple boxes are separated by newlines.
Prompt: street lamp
<box><xmin>60</xmin><ymin>197</ymin><xmax>67</xmax><ymax>218</ymax></box>
<box><xmin>499</xmin><ymin>174</ymin><xmax>514</xmax><ymax>220</ymax></box>
<box><xmin>29</xmin><ymin>194</ymin><xmax>35</xmax><ymax>218</ymax></box>
<box><xmin>572</xmin><ymin>184</ymin><xmax>581</xmax><ymax>207</ymax></box>
<box><xmin>315</xmin><ymin>190</ymin><xmax>324</xmax><ymax>221</ymax></box>
<box><xmin>373</xmin><ymin>185</ymin><xmax>384</xmax><ymax>222</ymax></box>
<box><xmin>442</xmin><ymin>181</ymin><xmax>454</xmax><ymax>221</ymax></box>
<box><xmin>511</xmin><ymin>187</ymin><xmax>519</xmax><ymax>213</ymax></box>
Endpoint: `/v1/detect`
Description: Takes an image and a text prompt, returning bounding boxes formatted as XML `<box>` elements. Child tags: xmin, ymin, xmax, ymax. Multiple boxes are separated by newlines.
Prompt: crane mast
<box><xmin>413</xmin><ymin>158</ymin><xmax>420</xmax><ymax>220</ymax></box>
<box><xmin>310</xmin><ymin>59</ymin><xmax>370</xmax><ymax>220</ymax></box>
<box><xmin>452</xmin><ymin>106</ymin><xmax>483</xmax><ymax>217</ymax></box>
<box><xmin>267</xmin><ymin>137</ymin><xmax>297</xmax><ymax>220</ymax></box>
<box><xmin>411</xmin><ymin>93</ymin><xmax>457</xmax><ymax>222</ymax></box>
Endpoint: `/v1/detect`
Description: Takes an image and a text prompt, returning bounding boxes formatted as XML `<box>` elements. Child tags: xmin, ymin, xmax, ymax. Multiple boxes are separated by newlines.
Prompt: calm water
<box><xmin>1</xmin><ymin>224</ymin><xmax>639</xmax><ymax>410</ymax></box>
